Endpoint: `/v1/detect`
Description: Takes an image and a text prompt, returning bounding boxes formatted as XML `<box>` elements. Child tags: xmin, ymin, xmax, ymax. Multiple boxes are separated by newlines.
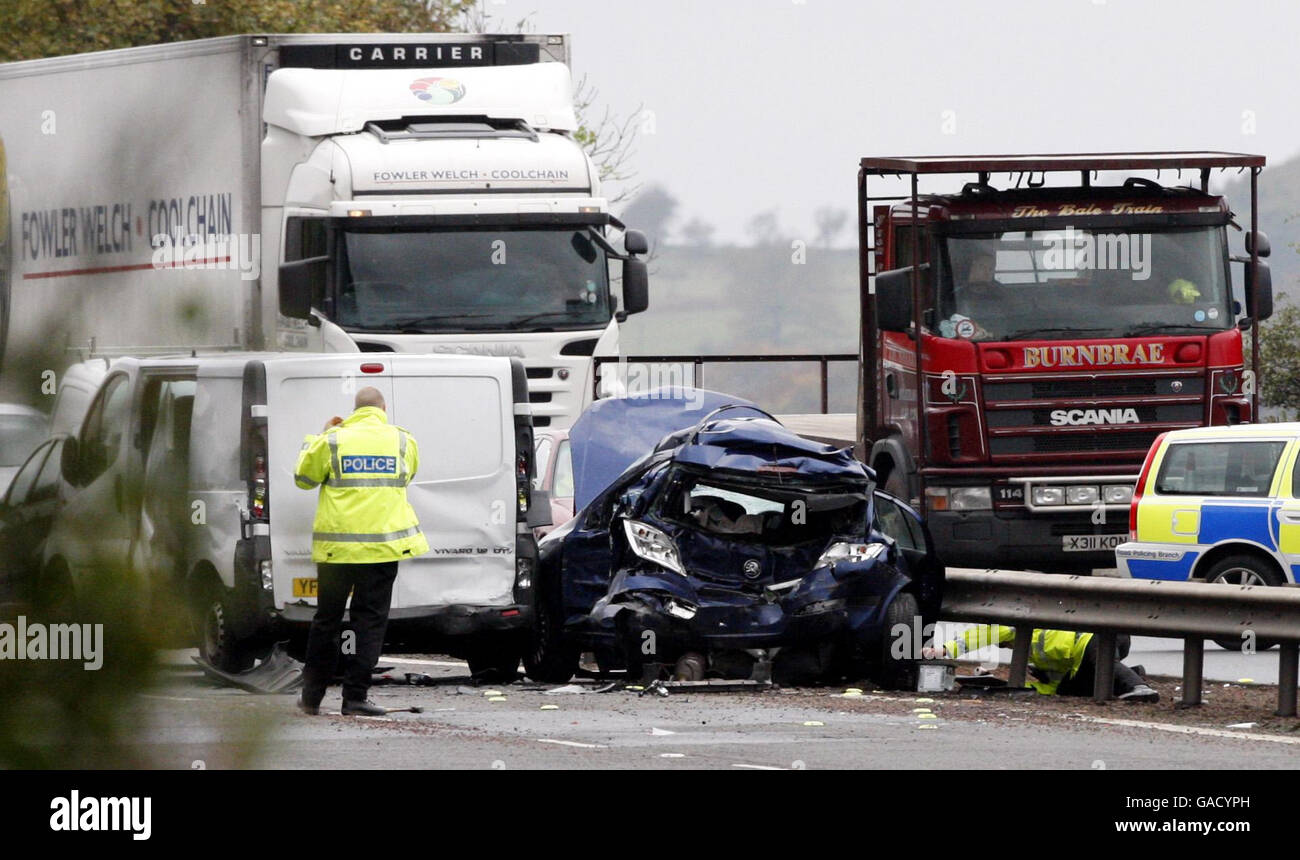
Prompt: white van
<box><xmin>41</xmin><ymin>353</ymin><xmax>546</xmax><ymax>676</ymax></box>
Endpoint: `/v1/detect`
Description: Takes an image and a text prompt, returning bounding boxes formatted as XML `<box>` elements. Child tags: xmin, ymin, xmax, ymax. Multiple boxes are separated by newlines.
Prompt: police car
<box><xmin>1116</xmin><ymin>423</ymin><xmax>1300</xmax><ymax>588</ymax></box>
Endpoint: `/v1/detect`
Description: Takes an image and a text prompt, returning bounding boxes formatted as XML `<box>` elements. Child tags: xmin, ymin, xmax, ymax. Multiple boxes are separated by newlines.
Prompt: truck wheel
<box><xmin>1203</xmin><ymin>554</ymin><xmax>1283</xmax><ymax>651</ymax></box>
<box><xmin>875</xmin><ymin>590</ymin><xmax>920</xmax><ymax>690</ymax></box>
<box><xmin>197</xmin><ymin>584</ymin><xmax>255</xmax><ymax>673</ymax></box>
<box><xmin>523</xmin><ymin>577</ymin><xmax>579</xmax><ymax>684</ymax></box>
<box><xmin>467</xmin><ymin>639</ymin><xmax>522</xmax><ymax>683</ymax></box>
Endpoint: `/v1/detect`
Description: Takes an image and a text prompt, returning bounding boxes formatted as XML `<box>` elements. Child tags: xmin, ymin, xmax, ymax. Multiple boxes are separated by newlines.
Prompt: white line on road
<box><xmin>537</xmin><ymin>738</ymin><xmax>608</xmax><ymax>749</ymax></box>
<box><xmin>381</xmin><ymin>657</ymin><xmax>467</xmax><ymax>668</ymax></box>
<box><xmin>1069</xmin><ymin>715</ymin><xmax>1300</xmax><ymax>745</ymax></box>
<box><xmin>732</xmin><ymin>763</ymin><xmax>786</xmax><ymax>770</ymax></box>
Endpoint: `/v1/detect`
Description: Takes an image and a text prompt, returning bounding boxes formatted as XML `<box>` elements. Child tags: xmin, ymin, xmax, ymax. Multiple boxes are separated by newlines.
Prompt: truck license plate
<box><xmin>292</xmin><ymin>578</ymin><xmax>318</xmax><ymax>598</ymax></box>
<box><xmin>1062</xmin><ymin>534</ymin><xmax>1124</xmax><ymax>552</ymax></box>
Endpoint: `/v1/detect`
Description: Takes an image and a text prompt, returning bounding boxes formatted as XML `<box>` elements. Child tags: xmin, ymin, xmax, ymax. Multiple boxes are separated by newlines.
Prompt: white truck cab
<box><xmin>42</xmin><ymin>353</ymin><xmax>546</xmax><ymax>674</ymax></box>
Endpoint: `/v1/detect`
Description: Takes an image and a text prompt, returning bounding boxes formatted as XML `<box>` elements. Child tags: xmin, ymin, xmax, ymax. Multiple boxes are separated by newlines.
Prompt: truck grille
<box><xmin>985</xmin><ymin>376</ymin><xmax>1204</xmax><ymax>400</ymax></box>
<box><xmin>990</xmin><ymin>430</ymin><xmax>1162</xmax><ymax>455</ymax></box>
<box><xmin>981</xmin><ymin>372</ymin><xmax>1204</xmax><ymax>461</ymax></box>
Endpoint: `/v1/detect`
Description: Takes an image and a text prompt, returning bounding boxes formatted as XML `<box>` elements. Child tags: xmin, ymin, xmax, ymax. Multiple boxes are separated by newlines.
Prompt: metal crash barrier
<box><xmin>941</xmin><ymin>570</ymin><xmax>1300</xmax><ymax>716</ymax></box>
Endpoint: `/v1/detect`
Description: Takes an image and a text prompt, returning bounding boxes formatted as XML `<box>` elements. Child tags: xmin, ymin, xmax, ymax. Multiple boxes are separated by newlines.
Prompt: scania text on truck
<box><xmin>0</xmin><ymin>34</ymin><xmax>649</xmax><ymax>428</ymax></box>
<box><xmin>857</xmin><ymin>152</ymin><xmax>1272</xmax><ymax>572</ymax></box>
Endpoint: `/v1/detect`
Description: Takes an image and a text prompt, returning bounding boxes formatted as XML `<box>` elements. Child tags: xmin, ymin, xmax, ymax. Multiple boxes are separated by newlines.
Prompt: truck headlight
<box><xmin>1032</xmin><ymin>486</ymin><xmax>1066</xmax><ymax>506</ymax></box>
<box><xmin>1102</xmin><ymin>484</ymin><xmax>1133</xmax><ymax>505</ymax></box>
<box><xmin>926</xmin><ymin>486</ymin><xmax>992</xmax><ymax>511</ymax></box>
<box><xmin>815</xmin><ymin>541</ymin><xmax>886</xmax><ymax>570</ymax></box>
<box><xmin>623</xmin><ymin>520</ymin><xmax>686</xmax><ymax>577</ymax></box>
<box><xmin>1065</xmin><ymin>485</ymin><xmax>1100</xmax><ymax>505</ymax></box>
<box><xmin>949</xmin><ymin>487</ymin><xmax>992</xmax><ymax>511</ymax></box>
<box><xmin>259</xmin><ymin>559</ymin><xmax>273</xmax><ymax>591</ymax></box>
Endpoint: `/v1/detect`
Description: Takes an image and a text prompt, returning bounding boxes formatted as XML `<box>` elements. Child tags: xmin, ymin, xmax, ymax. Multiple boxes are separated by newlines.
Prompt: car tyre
<box><xmin>876</xmin><ymin>590</ymin><xmax>920</xmax><ymax>691</ymax></box>
<box><xmin>523</xmin><ymin>575</ymin><xmax>579</xmax><ymax>683</ymax></box>
<box><xmin>1203</xmin><ymin>553</ymin><xmax>1284</xmax><ymax>651</ymax></box>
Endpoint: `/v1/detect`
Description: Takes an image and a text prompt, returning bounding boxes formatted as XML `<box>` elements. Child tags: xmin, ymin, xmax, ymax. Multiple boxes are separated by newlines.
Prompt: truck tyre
<box><xmin>467</xmin><ymin>638</ymin><xmax>522</xmax><ymax>683</ymax></box>
<box><xmin>197</xmin><ymin>583</ymin><xmax>255</xmax><ymax>673</ymax></box>
<box><xmin>1203</xmin><ymin>554</ymin><xmax>1284</xmax><ymax>651</ymax></box>
<box><xmin>875</xmin><ymin>590</ymin><xmax>920</xmax><ymax>691</ymax></box>
<box><xmin>523</xmin><ymin>576</ymin><xmax>579</xmax><ymax>684</ymax></box>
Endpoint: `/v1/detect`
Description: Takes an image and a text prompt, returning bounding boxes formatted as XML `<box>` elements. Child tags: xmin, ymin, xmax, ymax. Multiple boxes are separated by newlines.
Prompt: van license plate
<box><xmin>292</xmin><ymin>578</ymin><xmax>318</xmax><ymax>598</ymax></box>
<box><xmin>1062</xmin><ymin>534</ymin><xmax>1124</xmax><ymax>552</ymax></box>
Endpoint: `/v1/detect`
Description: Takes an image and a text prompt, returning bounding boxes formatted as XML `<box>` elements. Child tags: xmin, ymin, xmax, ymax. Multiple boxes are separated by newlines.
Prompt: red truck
<box><xmin>859</xmin><ymin>152</ymin><xmax>1273</xmax><ymax>572</ymax></box>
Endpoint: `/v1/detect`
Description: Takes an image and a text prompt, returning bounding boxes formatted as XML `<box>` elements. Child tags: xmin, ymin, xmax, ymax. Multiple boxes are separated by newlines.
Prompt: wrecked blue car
<box><xmin>524</xmin><ymin>391</ymin><xmax>944</xmax><ymax>688</ymax></box>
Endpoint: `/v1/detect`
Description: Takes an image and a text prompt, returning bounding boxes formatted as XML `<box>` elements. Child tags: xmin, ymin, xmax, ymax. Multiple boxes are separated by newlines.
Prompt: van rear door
<box><xmin>265</xmin><ymin>360</ymin><xmax>396</xmax><ymax>609</ymax></box>
<box><xmin>386</xmin><ymin>355</ymin><xmax>516</xmax><ymax>610</ymax></box>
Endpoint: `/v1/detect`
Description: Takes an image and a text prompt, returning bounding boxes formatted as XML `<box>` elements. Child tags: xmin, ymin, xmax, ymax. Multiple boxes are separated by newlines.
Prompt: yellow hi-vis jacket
<box><xmin>293</xmin><ymin>406</ymin><xmax>430</xmax><ymax>564</ymax></box>
<box><xmin>943</xmin><ymin>625</ymin><xmax>1093</xmax><ymax>695</ymax></box>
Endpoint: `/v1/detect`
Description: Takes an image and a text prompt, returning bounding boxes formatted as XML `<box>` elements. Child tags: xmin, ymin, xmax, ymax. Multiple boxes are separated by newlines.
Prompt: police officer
<box><xmin>927</xmin><ymin>625</ymin><xmax>1159</xmax><ymax>702</ymax></box>
<box><xmin>293</xmin><ymin>386</ymin><xmax>429</xmax><ymax>716</ymax></box>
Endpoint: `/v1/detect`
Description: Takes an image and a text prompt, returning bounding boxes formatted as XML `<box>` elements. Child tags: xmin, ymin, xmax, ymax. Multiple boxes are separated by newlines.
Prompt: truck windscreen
<box><xmin>936</xmin><ymin>226</ymin><xmax>1232</xmax><ymax>341</ymax></box>
<box><xmin>336</xmin><ymin>227</ymin><xmax>611</xmax><ymax>333</ymax></box>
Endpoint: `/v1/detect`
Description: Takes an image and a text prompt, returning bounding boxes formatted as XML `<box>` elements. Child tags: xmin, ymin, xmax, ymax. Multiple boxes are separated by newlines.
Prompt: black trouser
<box><xmin>1055</xmin><ymin>633</ymin><xmax>1145</xmax><ymax>697</ymax></box>
<box><xmin>302</xmin><ymin>561</ymin><xmax>399</xmax><ymax>704</ymax></box>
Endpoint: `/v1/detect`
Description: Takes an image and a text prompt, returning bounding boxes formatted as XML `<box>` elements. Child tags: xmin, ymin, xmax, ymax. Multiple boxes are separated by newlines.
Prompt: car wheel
<box><xmin>523</xmin><ymin>575</ymin><xmax>579</xmax><ymax>683</ymax></box>
<box><xmin>875</xmin><ymin>590</ymin><xmax>920</xmax><ymax>690</ymax></box>
<box><xmin>466</xmin><ymin>638</ymin><xmax>522</xmax><ymax>683</ymax></box>
<box><xmin>198</xmin><ymin>583</ymin><xmax>255</xmax><ymax>673</ymax></box>
<box><xmin>1203</xmin><ymin>554</ymin><xmax>1283</xmax><ymax>651</ymax></box>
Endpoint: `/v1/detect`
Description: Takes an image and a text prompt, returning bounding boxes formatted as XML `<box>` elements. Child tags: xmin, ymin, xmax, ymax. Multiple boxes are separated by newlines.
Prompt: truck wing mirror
<box><xmin>875</xmin><ymin>266</ymin><xmax>922</xmax><ymax>333</ymax></box>
<box><xmin>1246</xmin><ymin>230</ymin><xmax>1271</xmax><ymax>259</ymax></box>
<box><xmin>1246</xmin><ymin>259</ymin><xmax>1273</xmax><ymax>322</ymax></box>
<box><xmin>622</xmin><ymin>258</ymin><xmax>649</xmax><ymax>315</ymax></box>
<box><xmin>624</xmin><ymin>229</ymin><xmax>649</xmax><ymax>256</ymax></box>
<box><xmin>279</xmin><ymin>256</ymin><xmax>328</xmax><ymax>320</ymax></box>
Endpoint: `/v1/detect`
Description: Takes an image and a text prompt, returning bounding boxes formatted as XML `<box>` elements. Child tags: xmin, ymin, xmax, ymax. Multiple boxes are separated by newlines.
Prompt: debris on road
<box><xmin>192</xmin><ymin>643</ymin><xmax>303</xmax><ymax>694</ymax></box>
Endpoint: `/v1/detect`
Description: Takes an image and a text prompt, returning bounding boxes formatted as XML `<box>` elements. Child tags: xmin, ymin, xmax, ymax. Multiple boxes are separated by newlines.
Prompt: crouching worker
<box><xmin>925</xmin><ymin>626</ymin><xmax>1159</xmax><ymax>702</ymax></box>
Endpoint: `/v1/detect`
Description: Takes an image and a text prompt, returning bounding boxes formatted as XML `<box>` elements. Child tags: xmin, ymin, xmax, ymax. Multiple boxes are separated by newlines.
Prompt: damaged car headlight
<box><xmin>814</xmin><ymin>541</ymin><xmax>887</xmax><ymax>570</ymax></box>
<box><xmin>623</xmin><ymin>519</ymin><xmax>687</xmax><ymax>577</ymax></box>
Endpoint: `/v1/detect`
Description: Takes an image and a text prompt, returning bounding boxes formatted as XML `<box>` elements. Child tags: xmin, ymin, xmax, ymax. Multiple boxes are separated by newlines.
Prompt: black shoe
<box><xmin>341</xmin><ymin>699</ymin><xmax>387</xmax><ymax>716</ymax></box>
<box><xmin>1118</xmin><ymin>684</ymin><xmax>1159</xmax><ymax>703</ymax></box>
<box><xmin>297</xmin><ymin>693</ymin><xmax>321</xmax><ymax>715</ymax></box>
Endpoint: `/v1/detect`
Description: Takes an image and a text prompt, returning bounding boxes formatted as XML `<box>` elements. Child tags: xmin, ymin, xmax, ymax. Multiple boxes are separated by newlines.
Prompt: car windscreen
<box><xmin>0</xmin><ymin>413</ymin><xmax>48</xmax><ymax>466</ymax></box>
<box><xmin>1153</xmin><ymin>441</ymin><xmax>1287</xmax><ymax>497</ymax></box>
<box><xmin>659</xmin><ymin>471</ymin><xmax>869</xmax><ymax>546</ymax></box>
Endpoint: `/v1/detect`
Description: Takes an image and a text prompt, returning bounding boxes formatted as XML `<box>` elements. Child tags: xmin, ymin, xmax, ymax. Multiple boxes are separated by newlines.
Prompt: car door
<box><xmin>873</xmin><ymin>491</ymin><xmax>944</xmax><ymax>621</ymax></box>
<box><xmin>1272</xmin><ymin>440</ymin><xmax>1300</xmax><ymax>581</ymax></box>
<box><xmin>55</xmin><ymin>370</ymin><xmax>137</xmax><ymax>581</ymax></box>
<box><xmin>0</xmin><ymin>437</ymin><xmax>55</xmax><ymax>597</ymax></box>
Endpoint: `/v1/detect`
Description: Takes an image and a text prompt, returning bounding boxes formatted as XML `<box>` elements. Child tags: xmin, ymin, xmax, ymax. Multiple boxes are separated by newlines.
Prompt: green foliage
<box><xmin>1259</xmin><ymin>294</ymin><xmax>1300</xmax><ymax>418</ymax></box>
<box><xmin>0</xmin><ymin>0</ymin><xmax>477</xmax><ymax>62</ymax></box>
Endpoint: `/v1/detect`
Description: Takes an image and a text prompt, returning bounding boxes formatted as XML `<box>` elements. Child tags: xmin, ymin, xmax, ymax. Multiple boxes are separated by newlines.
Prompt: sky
<box><xmin>491</xmin><ymin>0</ymin><xmax>1300</xmax><ymax>246</ymax></box>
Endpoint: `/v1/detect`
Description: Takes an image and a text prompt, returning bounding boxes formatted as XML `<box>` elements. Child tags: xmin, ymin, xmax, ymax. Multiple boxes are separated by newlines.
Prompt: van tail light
<box><xmin>1129</xmin><ymin>433</ymin><xmax>1167</xmax><ymax>540</ymax></box>
<box><xmin>251</xmin><ymin>455</ymin><xmax>268</xmax><ymax>519</ymax></box>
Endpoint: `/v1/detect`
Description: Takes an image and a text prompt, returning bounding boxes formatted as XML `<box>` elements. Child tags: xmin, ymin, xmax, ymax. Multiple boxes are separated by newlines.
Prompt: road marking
<box><xmin>537</xmin><ymin>738</ymin><xmax>607</xmax><ymax>749</ymax></box>
<box><xmin>732</xmin><ymin>763</ymin><xmax>785</xmax><ymax>770</ymax></box>
<box><xmin>1069</xmin><ymin>715</ymin><xmax>1300</xmax><ymax>745</ymax></box>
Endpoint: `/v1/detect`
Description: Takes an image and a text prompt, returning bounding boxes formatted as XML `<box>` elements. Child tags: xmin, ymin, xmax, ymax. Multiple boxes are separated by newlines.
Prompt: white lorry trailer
<box><xmin>0</xmin><ymin>34</ymin><xmax>649</xmax><ymax>429</ymax></box>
